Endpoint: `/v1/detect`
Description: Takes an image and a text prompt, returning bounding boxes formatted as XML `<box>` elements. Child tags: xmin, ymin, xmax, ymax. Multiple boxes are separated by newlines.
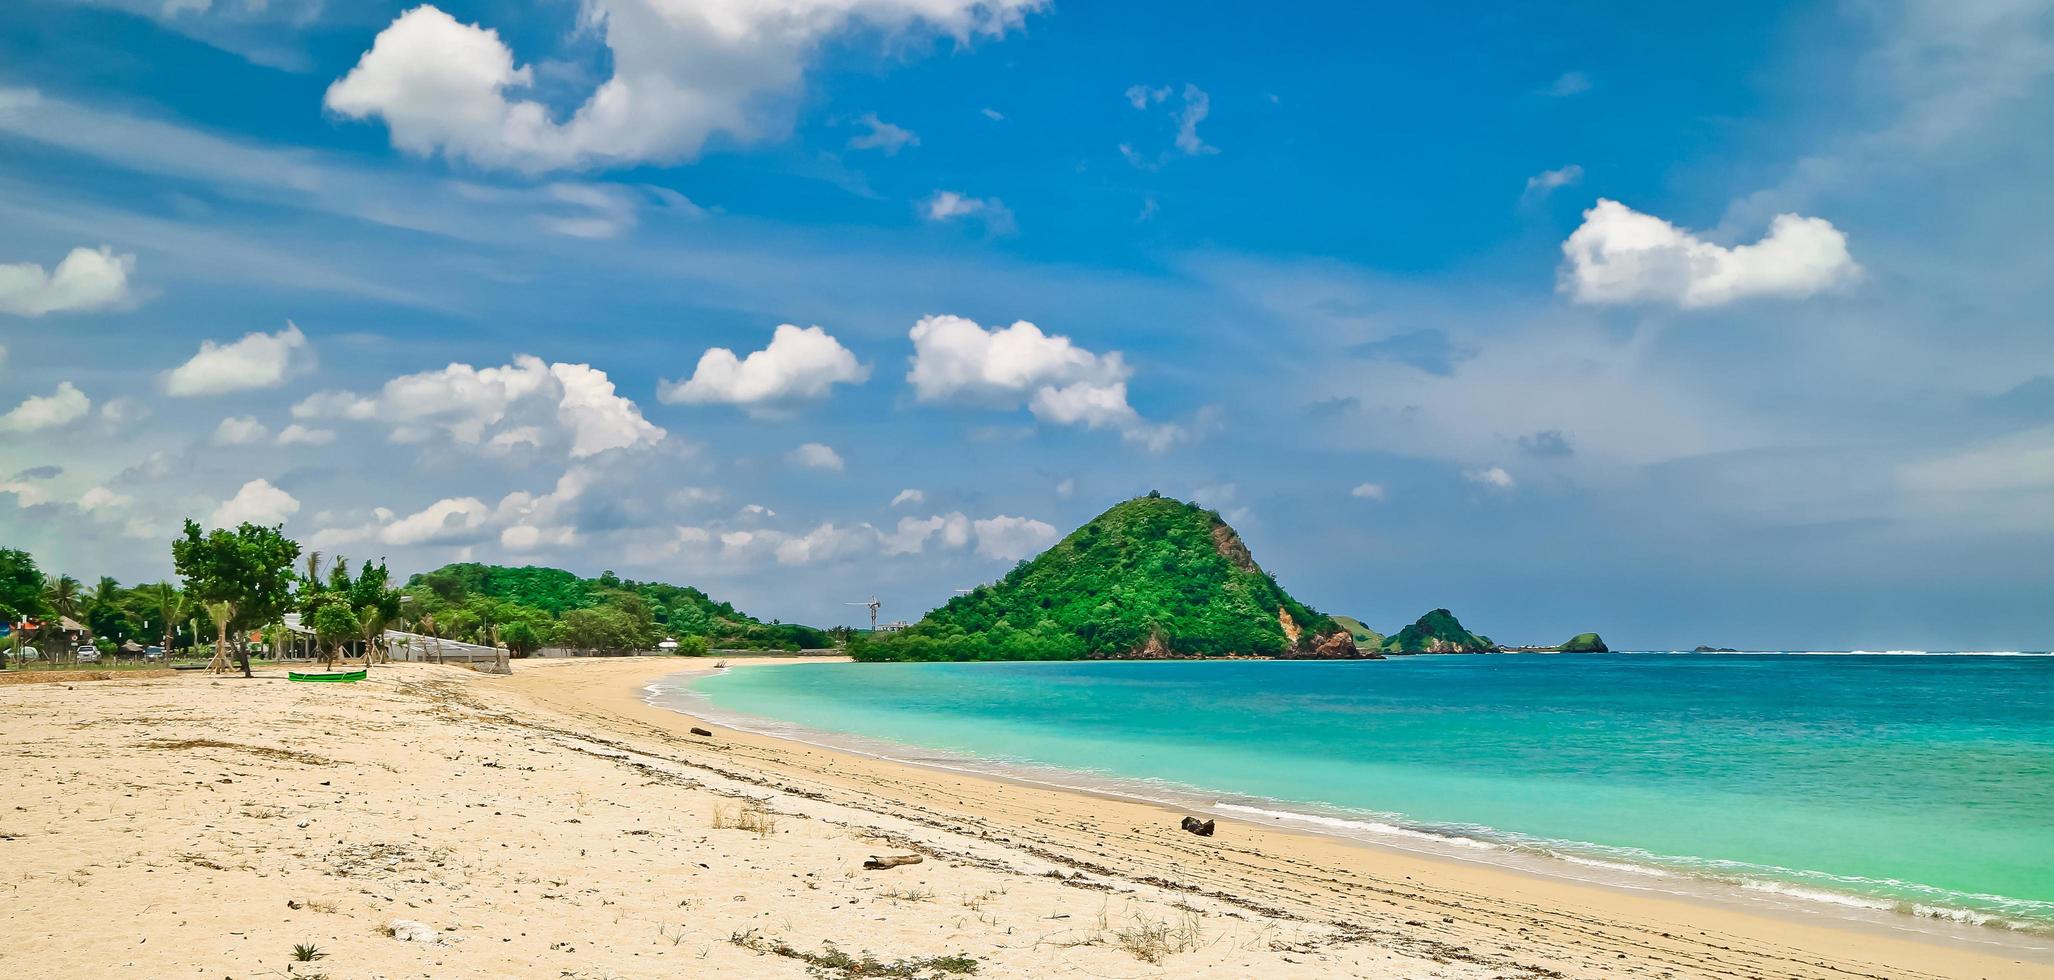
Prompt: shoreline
<box><xmin>657</xmin><ymin>659</ymin><xmax>2054</xmax><ymax>951</ymax></box>
<box><xmin>6</xmin><ymin>656</ymin><xmax>2048</xmax><ymax>978</ymax></box>
<box><xmin>507</xmin><ymin>655</ymin><xmax>2051</xmax><ymax>977</ymax></box>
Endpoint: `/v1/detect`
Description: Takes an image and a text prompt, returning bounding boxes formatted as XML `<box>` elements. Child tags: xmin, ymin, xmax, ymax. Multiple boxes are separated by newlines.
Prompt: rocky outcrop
<box><xmin>1382</xmin><ymin>609</ymin><xmax>1497</xmax><ymax>654</ymax></box>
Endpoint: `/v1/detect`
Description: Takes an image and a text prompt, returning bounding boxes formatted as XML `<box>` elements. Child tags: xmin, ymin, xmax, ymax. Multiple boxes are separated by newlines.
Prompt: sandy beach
<box><xmin>2</xmin><ymin>656</ymin><xmax>2046</xmax><ymax>979</ymax></box>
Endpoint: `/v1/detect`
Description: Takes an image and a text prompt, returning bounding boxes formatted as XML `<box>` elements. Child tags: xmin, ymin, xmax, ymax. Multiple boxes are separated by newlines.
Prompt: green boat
<box><xmin>288</xmin><ymin>669</ymin><xmax>367</xmax><ymax>683</ymax></box>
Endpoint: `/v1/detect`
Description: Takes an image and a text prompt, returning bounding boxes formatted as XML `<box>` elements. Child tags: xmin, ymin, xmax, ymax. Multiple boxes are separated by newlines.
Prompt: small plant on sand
<box><xmin>291</xmin><ymin>943</ymin><xmax>327</xmax><ymax>962</ymax></box>
<box><xmin>711</xmin><ymin>800</ymin><xmax>779</xmax><ymax>837</ymax></box>
<box><xmin>729</xmin><ymin>932</ymin><xmax>977</xmax><ymax>979</ymax></box>
<box><xmin>1112</xmin><ymin>911</ymin><xmax>1205</xmax><ymax>965</ymax></box>
<box><xmin>878</xmin><ymin>886</ymin><xmax>934</xmax><ymax>903</ymax></box>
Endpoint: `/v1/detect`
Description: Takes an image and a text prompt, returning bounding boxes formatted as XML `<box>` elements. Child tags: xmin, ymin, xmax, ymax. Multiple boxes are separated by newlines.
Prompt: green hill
<box><xmin>1559</xmin><ymin>632</ymin><xmax>1608</xmax><ymax>652</ymax></box>
<box><xmin>850</xmin><ymin>494</ymin><xmax>1358</xmax><ymax>662</ymax></box>
<box><xmin>1331</xmin><ymin>615</ymin><xmax>1386</xmax><ymax>651</ymax></box>
<box><xmin>1381</xmin><ymin>608</ymin><xmax>1497</xmax><ymax>653</ymax></box>
<box><xmin>406</xmin><ymin>563</ymin><xmax>828</xmax><ymax>652</ymax></box>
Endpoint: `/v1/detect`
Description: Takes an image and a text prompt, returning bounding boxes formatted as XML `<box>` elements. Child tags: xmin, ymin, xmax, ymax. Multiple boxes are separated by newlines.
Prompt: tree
<box><xmin>499</xmin><ymin>620</ymin><xmax>545</xmax><ymax>657</ymax></box>
<box><xmin>309</xmin><ymin>602</ymin><xmax>360</xmax><ymax>669</ymax></box>
<box><xmin>41</xmin><ymin>574</ymin><xmax>81</xmax><ymax>663</ymax></box>
<box><xmin>0</xmin><ymin>548</ymin><xmax>45</xmax><ymax>669</ymax></box>
<box><xmin>171</xmin><ymin>519</ymin><xmax>301</xmax><ymax>677</ymax></box>
<box><xmin>347</xmin><ymin>560</ymin><xmax>400</xmax><ymax>665</ymax></box>
<box><xmin>150</xmin><ymin>582</ymin><xmax>186</xmax><ymax>657</ymax></box>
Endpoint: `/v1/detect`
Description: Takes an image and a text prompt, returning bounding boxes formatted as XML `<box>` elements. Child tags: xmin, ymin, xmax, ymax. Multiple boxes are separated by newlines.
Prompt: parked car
<box><xmin>143</xmin><ymin>645</ymin><xmax>166</xmax><ymax>661</ymax></box>
<box><xmin>76</xmin><ymin>644</ymin><xmax>100</xmax><ymax>664</ymax></box>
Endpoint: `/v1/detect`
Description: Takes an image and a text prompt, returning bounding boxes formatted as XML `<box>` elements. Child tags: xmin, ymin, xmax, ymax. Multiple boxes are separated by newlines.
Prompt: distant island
<box><xmin>1331</xmin><ymin>607</ymin><xmax>1608</xmax><ymax>655</ymax></box>
<box><xmin>850</xmin><ymin>493</ymin><xmax>1361</xmax><ymax>661</ymax></box>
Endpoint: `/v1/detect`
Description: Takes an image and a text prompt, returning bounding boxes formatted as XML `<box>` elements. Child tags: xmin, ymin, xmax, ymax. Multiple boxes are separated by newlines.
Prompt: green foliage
<box><xmin>1559</xmin><ymin>632</ymin><xmax>1608</xmax><ymax>653</ymax></box>
<box><xmin>1330</xmin><ymin>615</ymin><xmax>1385</xmax><ymax>650</ymax></box>
<box><xmin>0</xmin><ymin>548</ymin><xmax>46</xmax><ymax>622</ymax></box>
<box><xmin>172</xmin><ymin>519</ymin><xmax>301</xmax><ymax>674</ymax></box>
<box><xmin>853</xmin><ymin>495</ymin><xmax>1337</xmax><ymax>662</ymax></box>
<box><xmin>672</xmin><ymin>634</ymin><xmax>710</xmax><ymax>657</ymax></box>
<box><xmin>309</xmin><ymin>603</ymin><xmax>361</xmax><ymax>645</ymax></box>
<box><xmin>1381</xmin><ymin>608</ymin><xmax>1496</xmax><ymax>653</ymax></box>
<box><xmin>402</xmin><ymin>562</ymin><xmax>828</xmax><ymax>652</ymax></box>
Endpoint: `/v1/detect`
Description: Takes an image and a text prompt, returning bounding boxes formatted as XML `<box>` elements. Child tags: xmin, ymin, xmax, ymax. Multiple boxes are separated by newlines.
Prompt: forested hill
<box><xmin>851</xmin><ymin>493</ymin><xmax>1358</xmax><ymax>662</ymax></box>
<box><xmin>406</xmin><ymin>563</ymin><xmax>828</xmax><ymax>653</ymax></box>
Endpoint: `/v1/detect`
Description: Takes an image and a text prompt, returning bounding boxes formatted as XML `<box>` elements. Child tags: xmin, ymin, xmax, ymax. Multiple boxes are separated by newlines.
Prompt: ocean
<box><xmin>653</xmin><ymin>653</ymin><xmax>2054</xmax><ymax>946</ymax></box>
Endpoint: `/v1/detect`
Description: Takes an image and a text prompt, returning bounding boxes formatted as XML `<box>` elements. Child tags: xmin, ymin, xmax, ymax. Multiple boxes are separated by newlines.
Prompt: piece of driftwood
<box><xmin>1180</xmin><ymin>816</ymin><xmax>1216</xmax><ymax>837</ymax></box>
<box><xmin>690</xmin><ymin>727</ymin><xmax>713</xmax><ymax>737</ymax></box>
<box><xmin>863</xmin><ymin>854</ymin><xmax>924</xmax><ymax>870</ymax></box>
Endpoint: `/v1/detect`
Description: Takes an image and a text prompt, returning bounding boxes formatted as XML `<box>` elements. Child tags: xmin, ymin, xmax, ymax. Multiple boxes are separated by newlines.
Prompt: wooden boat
<box><xmin>288</xmin><ymin>668</ymin><xmax>367</xmax><ymax>683</ymax></box>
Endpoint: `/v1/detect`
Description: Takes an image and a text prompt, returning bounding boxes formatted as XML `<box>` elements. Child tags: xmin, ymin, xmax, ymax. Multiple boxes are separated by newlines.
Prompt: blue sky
<box><xmin>2</xmin><ymin>0</ymin><xmax>2050</xmax><ymax>649</ymax></box>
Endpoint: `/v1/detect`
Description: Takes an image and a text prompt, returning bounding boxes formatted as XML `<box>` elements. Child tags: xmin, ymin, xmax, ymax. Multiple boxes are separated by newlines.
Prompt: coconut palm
<box><xmin>151</xmin><ymin>581</ymin><xmax>185</xmax><ymax>657</ymax></box>
<box><xmin>42</xmin><ymin>574</ymin><xmax>80</xmax><ymax>663</ymax></box>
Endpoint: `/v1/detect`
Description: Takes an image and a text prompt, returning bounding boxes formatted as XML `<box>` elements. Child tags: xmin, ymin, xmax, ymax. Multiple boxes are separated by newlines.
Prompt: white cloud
<box><xmin>77</xmin><ymin>486</ymin><xmax>132</xmax><ymax>513</ymax></box>
<box><xmin>1560</xmin><ymin>199</ymin><xmax>1861</xmax><ymax>308</ymax></box>
<box><xmin>905</xmin><ymin>314</ymin><xmax>1183</xmax><ymax>450</ymax></box>
<box><xmin>923</xmin><ymin>190</ymin><xmax>1015</xmax><ymax>234</ymax></box>
<box><xmin>0</xmin><ymin>245</ymin><xmax>133</xmax><ymax>316</ymax></box>
<box><xmin>1350</xmin><ymin>482</ymin><xmax>1387</xmax><ymax>501</ymax></box>
<box><xmin>162</xmin><ymin>321</ymin><xmax>313</xmax><ymax>396</ymax></box>
<box><xmin>1121</xmin><ymin>84</ymin><xmax>1214</xmax><ymax>163</ymax></box>
<box><xmin>295</xmin><ymin>354</ymin><xmax>663</xmax><ymax>458</ymax></box>
<box><xmin>882</xmin><ymin>511</ymin><xmax>970</xmax><ymax>555</ymax></box>
<box><xmin>1523</xmin><ymin>164</ymin><xmax>1582</xmax><ymax>200</ymax></box>
<box><xmin>890</xmin><ymin>488</ymin><xmax>924</xmax><ymax>508</ymax></box>
<box><xmin>848</xmin><ymin>112</ymin><xmax>917</xmax><ymax>154</ymax></box>
<box><xmin>325</xmin><ymin>1</ymin><xmax>1043</xmax><ymax>174</ymax></box>
<box><xmin>658</xmin><ymin>324</ymin><xmax>868</xmax><ymax>411</ymax></box>
<box><xmin>1465</xmin><ymin>466</ymin><xmax>1516</xmax><ymax>490</ymax></box>
<box><xmin>276</xmin><ymin>423</ymin><xmax>336</xmax><ymax>446</ymax></box>
<box><xmin>212</xmin><ymin>415</ymin><xmax>269</xmax><ymax>445</ymax></box>
<box><xmin>788</xmin><ymin>442</ymin><xmax>844</xmax><ymax>472</ymax></box>
<box><xmin>972</xmin><ymin>514</ymin><xmax>1057</xmax><ymax>560</ymax></box>
<box><xmin>1173</xmin><ymin>84</ymin><xmax>1216</xmax><ymax>156</ymax></box>
<box><xmin>740</xmin><ymin>503</ymin><xmax>776</xmax><ymax>518</ymax></box>
<box><xmin>209</xmin><ymin>478</ymin><xmax>299</xmax><ymax>527</ymax></box>
<box><xmin>500</xmin><ymin>523</ymin><xmax>575</xmax><ymax>552</ymax></box>
<box><xmin>1</xmin><ymin>382</ymin><xmax>91</xmax><ymax>432</ymax></box>
<box><xmin>1124</xmin><ymin>84</ymin><xmax>1170</xmax><ymax>109</ymax></box>
<box><xmin>97</xmin><ymin>397</ymin><xmax>149</xmax><ymax>425</ymax></box>
<box><xmin>380</xmin><ymin>496</ymin><xmax>491</xmax><ymax>546</ymax></box>
<box><xmin>1054</xmin><ymin>477</ymin><xmax>1074</xmax><ymax>499</ymax></box>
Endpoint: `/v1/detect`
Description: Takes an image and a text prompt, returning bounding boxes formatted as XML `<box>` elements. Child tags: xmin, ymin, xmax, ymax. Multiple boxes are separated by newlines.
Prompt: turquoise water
<box><xmin>679</xmin><ymin>654</ymin><xmax>2054</xmax><ymax>934</ymax></box>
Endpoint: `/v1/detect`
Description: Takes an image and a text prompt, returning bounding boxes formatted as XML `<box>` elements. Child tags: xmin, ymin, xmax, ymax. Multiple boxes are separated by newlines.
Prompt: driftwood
<box><xmin>863</xmin><ymin>854</ymin><xmax>924</xmax><ymax>870</ymax></box>
<box><xmin>1180</xmin><ymin>816</ymin><xmax>1216</xmax><ymax>837</ymax></box>
<box><xmin>689</xmin><ymin>727</ymin><xmax>713</xmax><ymax>737</ymax></box>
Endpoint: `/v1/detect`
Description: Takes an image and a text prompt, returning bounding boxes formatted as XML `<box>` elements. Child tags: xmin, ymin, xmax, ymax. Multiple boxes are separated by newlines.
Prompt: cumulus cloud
<box><xmin>1</xmin><ymin>382</ymin><xmax>91</xmax><ymax>432</ymax></box>
<box><xmin>905</xmin><ymin>314</ymin><xmax>1184</xmax><ymax>451</ymax></box>
<box><xmin>276</xmin><ymin>423</ymin><xmax>336</xmax><ymax>446</ymax></box>
<box><xmin>77</xmin><ymin>486</ymin><xmax>132</xmax><ymax>513</ymax></box>
<box><xmin>212</xmin><ymin>415</ymin><xmax>269</xmax><ymax>445</ymax></box>
<box><xmin>972</xmin><ymin>514</ymin><xmax>1057</xmax><ymax>560</ymax></box>
<box><xmin>0</xmin><ymin>245</ymin><xmax>133</xmax><ymax>316</ymax></box>
<box><xmin>163</xmin><ymin>322</ymin><xmax>313</xmax><ymax>396</ymax></box>
<box><xmin>658</xmin><ymin>324</ymin><xmax>867</xmax><ymax>411</ymax></box>
<box><xmin>382</xmin><ymin>496</ymin><xmax>491</xmax><ymax>545</ymax></box>
<box><xmin>788</xmin><ymin>442</ymin><xmax>844</xmax><ymax>472</ymax></box>
<box><xmin>1560</xmin><ymin>199</ymin><xmax>1860</xmax><ymax>308</ymax></box>
<box><xmin>882</xmin><ymin>511</ymin><xmax>970</xmax><ymax>555</ymax></box>
<box><xmin>890</xmin><ymin>488</ymin><xmax>924</xmax><ymax>508</ymax></box>
<box><xmin>848</xmin><ymin>112</ymin><xmax>917</xmax><ymax>154</ymax></box>
<box><xmin>1350</xmin><ymin>482</ymin><xmax>1386</xmax><ymax>501</ymax></box>
<box><xmin>325</xmin><ymin>1</ymin><xmax>1043</xmax><ymax>174</ymax></box>
<box><xmin>210</xmin><ymin>478</ymin><xmax>299</xmax><ymax>527</ymax></box>
<box><xmin>923</xmin><ymin>190</ymin><xmax>1015</xmax><ymax>234</ymax></box>
<box><xmin>1465</xmin><ymin>466</ymin><xmax>1516</xmax><ymax>490</ymax></box>
<box><xmin>295</xmin><ymin>354</ymin><xmax>663</xmax><ymax>458</ymax></box>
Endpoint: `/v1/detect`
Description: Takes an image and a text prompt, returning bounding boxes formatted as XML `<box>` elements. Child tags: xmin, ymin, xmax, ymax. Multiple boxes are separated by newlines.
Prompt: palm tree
<box><xmin>151</xmin><ymin>582</ymin><xmax>185</xmax><ymax>657</ymax></box>
<box><xmin>42</xmin><ymin>575</ymin><xmax>80</xmax><ymax>663</ymax></box>
<box><xmin>204</xmin><ymin>600</ymin><xmax>237</xmax><ymax>674</ymax></box>
<box><xmin>303</xmin><ymin>551</ymin><xmax>324</xmax><ymax>585</ymax></box>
